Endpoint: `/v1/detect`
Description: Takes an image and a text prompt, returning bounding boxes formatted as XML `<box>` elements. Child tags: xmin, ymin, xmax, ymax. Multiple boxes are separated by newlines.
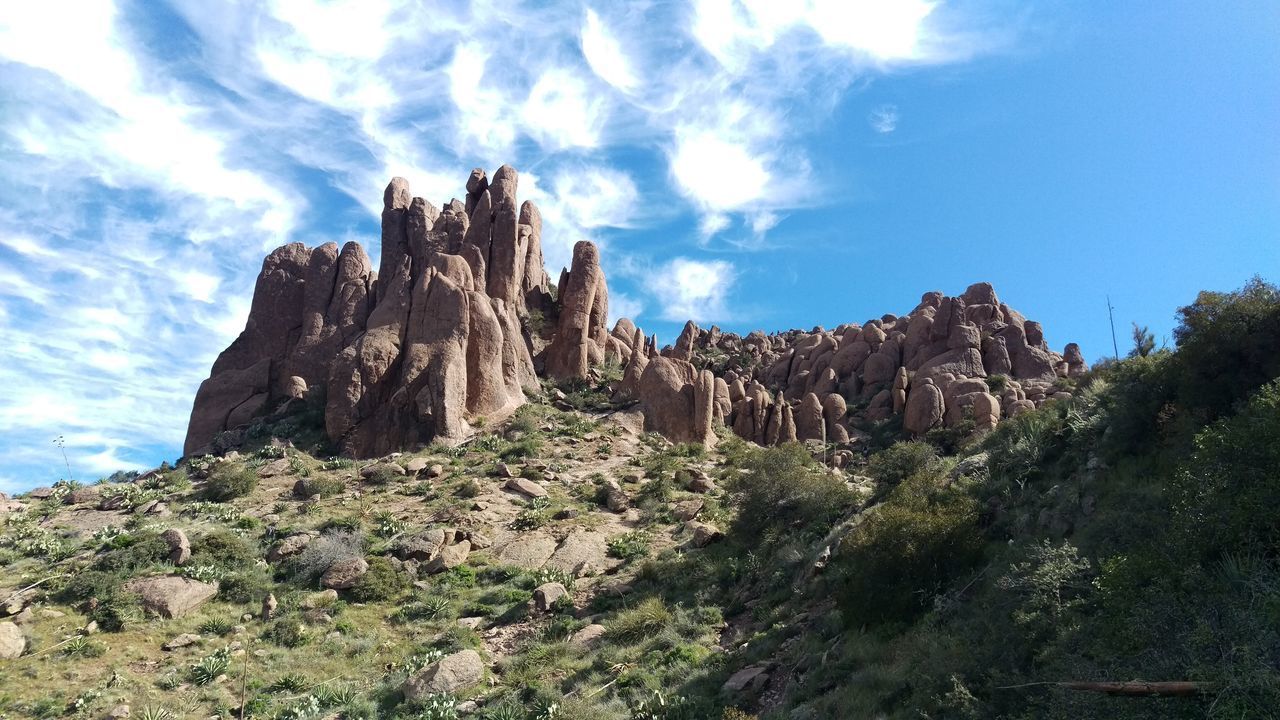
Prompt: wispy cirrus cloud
<box><xmin>0</xmin><ymin>0</ymin><xmax>1004</xmax><ymax>489</ymax></box>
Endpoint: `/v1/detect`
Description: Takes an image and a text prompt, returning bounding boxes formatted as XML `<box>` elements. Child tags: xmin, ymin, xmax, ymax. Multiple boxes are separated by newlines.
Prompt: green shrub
<box><xmin>1170</xmin><ymin>379</ymin><xmax>1280</xmax><ymax>558</ymax></box>
<box><xmin>190</xmin><ymin>529</ymin><xmax>256</xmax><ymax>571</ymax></box>
<box><xmin>606</xmin><ymin>598</ymin><xmax>672</xmax><ymax>644</ymax></box>
<box><xmin>834</xmin><ymin>470</ymin><xmax>983</xmax><ymax>626</ymax></box>
<box><xmin>91</xmin><ymin>532</ymin><xmax>169</xmax><ymax>574</ymax></box>
<box><xmin>348</xmin><ymin>556</ymin><xmax>408</xmax><ymax>602</ymax></box>
<box><xmin>727</xmin><ymin>444</ymin><xmax>854</xmax><ymax>545</ymax></box>
<box><xmin>295</xmin><ymin>475</ymin><xmax>345</xmax><ymax>499</ymax></box>
<box><xmin>607</xmin><ymin>531</ymin><xmax>652</xmax><ymax>561</ymax></box>
<box><xmin>866</xmin><ymin>441</ymin><xmax>942</xmax><ymax>488</ymax></box>
<box><xmin>264</xmin><ymin>619</ymin><xmax>310</xmax><ymax>648</ymax></box>
<box><xmin>1172</xmin><ymin>276</ymin><xmax>1280</xmax><ymax>419</ymax></box>
<box><xmin>218</xmin><ymin>568</ymin><xmax>273</xmax><ymax>603</ymax></box>
<box><xmin>499</xmin><ymin>438</ymin><xmax>543</xmax><ymax>460</ymax></box>
<box><xmin>203</xmin><ymin>464</ymin><xmax>257</xmax><ymax>501</ymax></box>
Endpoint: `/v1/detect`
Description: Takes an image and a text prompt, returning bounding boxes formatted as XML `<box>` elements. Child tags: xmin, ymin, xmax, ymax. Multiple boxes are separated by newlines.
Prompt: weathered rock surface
<box><xmin>0</xmin><ymin>621</ymin><xmax>25</xmax><ymax>659</ymax></box>
<box><xmin>124</xmin><ymin>576</ymin><xmax>218</xmax><ymax>619</ymax></box>
<box><xmin>186</xmin><ymin>165</ymin><xmax>1080</xmax><ymax>458</ymax></box>
<box><xmin>403</xmin><ymin>649</ymin><xmax>485</xmax><ymax>700</ymax></box>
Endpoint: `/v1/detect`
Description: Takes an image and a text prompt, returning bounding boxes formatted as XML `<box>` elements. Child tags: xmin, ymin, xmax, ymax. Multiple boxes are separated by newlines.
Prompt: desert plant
<box><xmin>202</xmin><ymin>464</ymin><xmax>257</xmax><ymax>501</ymax></box>
<box><xmin>608</xmin><ymin>531</ymin><xmax>652</xmax><ymax>561</ymax></box>
<box><xmin>190</xmin><ymin>646</ymin><xmax>232</xmax><ymax>685</ymax></box>
<box><xmin>606</xmin><ymin>597</ymin><xmax>672</xmax><ymax>644</ymax></box>
<box><xmin>285</xmin><ymin>530</ymin><xmax>364</xmax><ymax>584</ymax></box>
<box><xmin>349</xmin><ymin>556</ymin><xmax>408</xmax><ymax>602</ymax></box>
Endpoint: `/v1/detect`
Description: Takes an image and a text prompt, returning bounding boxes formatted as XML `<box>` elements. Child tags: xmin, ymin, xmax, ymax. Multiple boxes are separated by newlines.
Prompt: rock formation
<box><xmin>186</xmin><ymin>166</ymin><xmax>587</xmax><ymax>457</ymax></box>
<box><xmin>186</xmin><ymin>166</ymin><xmax>1083</xmax><ymax>459</ymax></box>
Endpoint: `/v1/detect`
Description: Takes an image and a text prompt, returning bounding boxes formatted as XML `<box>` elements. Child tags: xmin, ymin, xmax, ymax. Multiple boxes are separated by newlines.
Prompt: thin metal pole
<box><xmin>1106</xmin><ymin>296</ymin><xmax>1119</xmax><ymax>359</ymax></box>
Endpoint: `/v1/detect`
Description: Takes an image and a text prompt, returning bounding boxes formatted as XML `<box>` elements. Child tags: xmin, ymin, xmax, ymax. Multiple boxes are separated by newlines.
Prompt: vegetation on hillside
<box><xmin>0</xmin><ymin>277</ymin><xmax>1276</xmax><ymax>719</ymax></box>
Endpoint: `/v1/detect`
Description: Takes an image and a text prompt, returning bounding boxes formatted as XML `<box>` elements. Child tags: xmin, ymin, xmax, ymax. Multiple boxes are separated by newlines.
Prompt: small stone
<box><xmin>427</xmin><ymin>464</ymin><xmax>445</xmax><ymax>478</ymax></box>
<box><xmin>686</xmin><ymin>521</ymin><xmax>723</xmax><ymax>548</ymax></box>
<box><xmin>161</xmin><ymin>528</ymin><xmax>190</xmax><ymax>566</ymax></box>
<box><xmin>723</xmin><ymin>665</ymin><xmax>770</xmax><ymax>693</ymax></box>
<box><xmin>569</xmin><ymin>623</ymin><xmax>606</xmax><ymax>650</ymax></box>
<box><xmin>672</xmin><ymin>499</ymin><xmax>703</xmax><ymax>521</ymax></box>
<box><xmin>162</xmin><ymin>633</ymin><xmax>201</xmax><ymax>651</ymax></box>
<box><xmin>261</xmin><ymin>594</ymin><xmax>278</xmax><ymax>622</ymax></box>
<box><xmin>404</xmin><ymin>458</ymin><xmax>430</xmax><ymax>474</ymax></box>
<box><xmin>106</xmin><ymin>705</ymin><xmax>131</xmax><ymax>719</ymax></box>
<box><xmin>494</xmin><ymin>463</ymin><xmax>516</xmax><ymax>479</ymax></box>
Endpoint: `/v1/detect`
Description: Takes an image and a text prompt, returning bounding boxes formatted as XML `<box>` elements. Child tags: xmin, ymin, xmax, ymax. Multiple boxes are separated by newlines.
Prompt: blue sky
<box><xmin>0</xmin><ymin>1</ymin><xmax>1276</xmax><ymax>491</ymax></box>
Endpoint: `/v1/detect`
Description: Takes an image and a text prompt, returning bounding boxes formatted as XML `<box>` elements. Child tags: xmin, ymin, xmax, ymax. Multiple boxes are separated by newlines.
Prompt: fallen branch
<box><xmin>997</xmin><ymin>680</ymin><xmax>1209</xmax><ymax>697</ymax></box>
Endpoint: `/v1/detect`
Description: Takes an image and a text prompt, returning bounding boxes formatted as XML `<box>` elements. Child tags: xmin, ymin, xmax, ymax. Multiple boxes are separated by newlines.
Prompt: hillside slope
<box><xmin>2</xmin><ymin>278</ymin><xmax>1277</xmax><ymax>720</ymax></box>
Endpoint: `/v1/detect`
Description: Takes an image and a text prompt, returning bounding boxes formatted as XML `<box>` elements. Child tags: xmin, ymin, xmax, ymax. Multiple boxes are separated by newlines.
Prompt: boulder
<box><xmin>494</xmin><ymin>532</ymin><xmax>558</xmax><ymax>569</ymax></box>
<box><xmin>403</xmin><ymin>649</ymin><xmax>485</xmax><ymax>700</ymax></box>
<box><xmin>545</xmin><ymin>530</ymin><xmax>610</xmax><ymax>577</ymax></box>
<box><xmin>504</xmin><ymin>477</ymin><xmax>547</xmax><ymax>499</ymax></box>
<box><xmin>320</xmin><ymin>557</ymin><xmax>368</xmax><ymax>590</ymax></box>
<box><xmin>904</xmin><ymin>379</ymin><xmax>945</xmax><ymax>436</ymax></box>
<box><xmin>161</xmin><ymin>528</ymin><xmax>190</xmax><ymax>566</ymax></box>
<box><xmin>0</xmin><ymin>621</ymin><xmax>25</xmax><ymax>659</ymax></box>
<box><xmin>532</xmin><ymin>582</ymin><xmax>567</xmax><ymax>612</ymax></box>
<box><xmin>124</xmin><ymin>576</ymin><xmax>219</xmax><ymax>619</ymax></box>
<box><xmin>424</xmin><ymin>541</ymin><xmax>471</xmax><ymax>574</ymax></box>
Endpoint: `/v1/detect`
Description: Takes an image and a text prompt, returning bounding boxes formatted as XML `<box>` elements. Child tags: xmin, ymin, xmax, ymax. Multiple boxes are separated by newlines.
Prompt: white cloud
<box><xmin>522</xmin><ymin>68</ymin><xmax>607</xmax><ymax>151</ymax></box>
<box><xmin>609</xmin><ymin>291</ymin><xmax>645</xmax><ymax>325</ymax></box>
<box><xmin>671</xmin><ymin>130</ymin><xmax>771</xmax><ymax>214</ymax></box>
<box><xmin>582</xmin><ymin>9</ymin><xmax>639</xmax><ymax>92</ymax></box>
<box><xmin>661</xmin><ymin>257</ymin><xmax>737</xmax><ymax>322</ymax></box>
<box><xmin>869</xmin><ymin>104</ymin><xmax>900</xmax><ymax>133</ymax></box>
<box><xmin>0</xmin><ymin>0</ymin><xmax>1004</xmax><ymax>489</ymax></box>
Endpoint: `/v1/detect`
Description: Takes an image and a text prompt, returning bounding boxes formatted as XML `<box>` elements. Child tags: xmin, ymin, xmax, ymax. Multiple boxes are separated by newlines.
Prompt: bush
<box><xmin>90</xmin><ymin>532</ymin><xmax>169</xmax><ymax>574</ymax></box>
<box><xmin>264</xmin><ymin>619</ymin><xmax>310</xmax><ymax>648</ymax></box>
<box><xmin>190</xmin><ymin>529</ymin><xmax>256</xmax><ymax>571</ymax></box>
<box><xmin>1172</xmin><ymin>276</ymin><xmax>1280</xmax><ymax>419</ymax></box>
<box><xmin>607</xmin><ymin>531</ymin><xmax>652</xmax><ymax>561</ymax></box>
<box><xmin>203</xmin><ymin>464</ymin><xmax>257</xmax><ymax>501</ymax></box>
<box><xmin>349</xmin><ymin>556</ymin><xmax>408</xmax><ymax>602</ymax></box>
<box><xmin>295</xmin><ymin>475</ymin><xmax>344</xmax><ymax>499</ymax></box>
<box><xmin>1170</xmin><ymin>379</ymin><xmax>1280</xmax><ymax>559</ymax></box>
<box><xmin>606</xmin><ymin>598</ymin><xmax>672</xmax><ymax>644</ymax></box>
<box><xmin>866</xmin><ymin>441</ymin><xmax>942</xmax><ymax>488</ymax></box>
<box><xmin>285</xmin><ymin>530</ymin><xmax>364</xmax><ymax>585</ymax></box>
<box><xmin>727</xmin><ymin>444</ymin><xmax>854</xmax><ymax>545</ymax></box>
<box><xmin>219</xmin><ymin>568</ymin><xmax>273</xmax><ymax>603</ymax></box>
<box><xmin>835</xmin><ymin>470</ymin><xmax>983</xmax><ymax>626</ymax></box>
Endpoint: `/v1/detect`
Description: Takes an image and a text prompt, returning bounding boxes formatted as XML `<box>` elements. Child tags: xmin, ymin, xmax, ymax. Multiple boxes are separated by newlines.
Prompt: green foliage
<box><xmin>726</xmin><ymin>444</ymin><xmax>854</xmax><ymax>545</ymax></box>
<box><xmin>1172</xmin><ymin>275</ymin><xmax>1280</xmax><ymax>418</ymax></box>
<box><xmin>264</xmin><ymin>619</ymin><xmax>311</xmax><ymax>648</ymax></box>
<box><xmin>202</xmin><ymin>463</ymin><xmax>257</xmax><ymax>501</ymax></box>
<box><xmin>295</xmin><ymin>474</ymin><xmax>345</xmax><ymax>499</ymax></box>
<box><xmin>1130</xmin><ymin>322</ymin><xmax>1157</xmax><ymax>357</ymax></box>
<box><xmin>190</xmin><ymin>646</ymin><xmax>232</xmax><ymax>685</ymax></box>
<box><xmin>608</xmin><ymin>531</ymin><xmax>652</xmax><ymax>561</ymax></box>
<box><xmin>606</xmin><ymin>598</ymin><xmax>672</xmax><ymax>644</ymax></box>
<box><xmin>834</xmin><ymin>470</ymin><xmax>983</xmax><ymax>626</ymax></box>
<box><xmin>349</xmin><ymin>556</ymin><xmax>409</xmax><ymax>602</ymax></box>
<box><xmin>1170</xmin><ymin>379</ymin><xmax>1280</xmax><ymax>558</ymax></box>
<box><xmin>995</xmin><ymin>540</ymin><xmax>1091</xmax><ymax>637</ymax></box>
<box><xmin>866</xmin><ymin>441</ymin><xmax>942</xmax><ymax>488</ymax></box>
<box><xmin>189</xmin><ymin>528</ymin><xmax>256</xmax><ymax>571</ymax></box>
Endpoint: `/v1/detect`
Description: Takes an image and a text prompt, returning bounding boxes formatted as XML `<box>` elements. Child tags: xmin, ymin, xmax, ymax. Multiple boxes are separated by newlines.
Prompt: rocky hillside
<box><xmin>186</xmin><ymin>165</ymin><xmax>1084</xmax><ymax>464</ymax></box>
<box><xmin>4</xmin><ymin>162</ymin><xmax>1276</xmax><ymax>719</ymax></box>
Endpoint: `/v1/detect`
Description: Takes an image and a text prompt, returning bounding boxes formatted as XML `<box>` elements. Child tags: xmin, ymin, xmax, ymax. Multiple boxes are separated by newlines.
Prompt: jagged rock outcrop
<box><xmin>187</xmin><ymin>165</ymin><xmax>1083</xmax><ymax>459</ymax></box>
<box><xmin>186</xmin><ymin>167</ymin><xmax>577</xmax><ymax>457</ymax></box>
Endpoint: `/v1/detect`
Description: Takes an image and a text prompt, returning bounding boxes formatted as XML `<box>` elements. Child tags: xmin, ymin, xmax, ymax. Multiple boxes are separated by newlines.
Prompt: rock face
<box><xmin>186</xmin><ymin>167</ymin><xmax>565</xmax><ymax>458</ymax></box>
<box><xmin>187</xmin><ymin>166</ymin><xmax>1082</xmax><ymax>458</ymax></box>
